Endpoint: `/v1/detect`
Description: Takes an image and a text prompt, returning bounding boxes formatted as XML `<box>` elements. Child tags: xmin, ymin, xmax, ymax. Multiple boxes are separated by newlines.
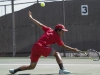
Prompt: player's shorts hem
<box><xmin>49</xmin><ymin>48</ymin><xmax>54</xmax><ymax>56</ymax></box>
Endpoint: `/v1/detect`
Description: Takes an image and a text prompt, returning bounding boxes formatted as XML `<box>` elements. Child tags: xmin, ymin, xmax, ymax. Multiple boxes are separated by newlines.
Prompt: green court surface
<box><xmin>0</xmin><ymin>57</ymin><xmax>100</xmax><ymax>75</ymax></box>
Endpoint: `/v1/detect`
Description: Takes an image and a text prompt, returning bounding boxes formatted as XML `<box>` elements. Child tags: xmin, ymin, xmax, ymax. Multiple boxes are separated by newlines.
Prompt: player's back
<box><xmin>36</xmin><ymin>29</ymin><xmax>58</xmax><ymax>46</ymax></box>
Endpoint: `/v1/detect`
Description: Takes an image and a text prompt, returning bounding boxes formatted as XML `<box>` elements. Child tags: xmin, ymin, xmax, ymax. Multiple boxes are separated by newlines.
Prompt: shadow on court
<box><xmin>7</xmin><ymin>74</ymin><xmax>63</xmax><ymax>75</ymax></box>
<box><xmin>7</xmin><ymin>73</ymin><xmax>92</xmax><ymax>75</ymax></box>
<box><xmin>8</xmin><ymin>74</ymin><xmax>30</xmax><ymax>75</ymax></box>
<box><xmin>7</xmin><ymin>74</ymin><xmax>31</xmax><ymax>75</ymax></box>
<box><xmin>7</xmin><ymin>74</ymin><xmax>59</xmax><ymax>75</ymax></box>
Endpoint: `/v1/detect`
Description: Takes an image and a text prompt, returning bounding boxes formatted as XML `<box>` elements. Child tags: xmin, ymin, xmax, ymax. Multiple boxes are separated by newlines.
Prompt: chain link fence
<box><xmin>0</xmin><ymin>0</ymin><xmax>100</xmax><ymax>57</ymax></box>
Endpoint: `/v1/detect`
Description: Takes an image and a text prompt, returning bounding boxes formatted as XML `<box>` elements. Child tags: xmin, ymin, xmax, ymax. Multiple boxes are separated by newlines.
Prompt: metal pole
<box><xmin>62</xmin><ymin>0</ymin><xmax>66</xmax><ymax>57</ymax></box>
<box><xmin>4</xmin><ymin>5</ymin><xmax>6</xmax><ymax>15</ymax></box>
<box><xmin>37</xmin><ymin>0</ymin><xmax>38</xmax><ymax>3</ymax></box>
<box><xmin>11</xmin><ymin>0</ymin><xmax>16</xmax><ymax>57</ymax></box>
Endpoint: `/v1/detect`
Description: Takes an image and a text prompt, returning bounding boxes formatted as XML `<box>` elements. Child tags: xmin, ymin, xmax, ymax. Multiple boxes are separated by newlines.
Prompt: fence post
<box><xmin>62</xmin><ymin>0</ymin><xmax>66</xmax><ymax>57</ymax></box>
<box><xmin>11</xmin><ymin>0</ymin><xmax>16</xmax><ymax>57</ymax></box>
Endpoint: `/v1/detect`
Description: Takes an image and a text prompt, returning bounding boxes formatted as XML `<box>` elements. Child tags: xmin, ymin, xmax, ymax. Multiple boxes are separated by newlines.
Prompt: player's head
<box><xmin>54</xmin><ymin>24</ymin><xmax>68</xmax><ymax>36</ymax></box>
<box><xmin>55</xmin><ymin>24</ymin><xmax>68</xmax><ymax>32</ymax></box>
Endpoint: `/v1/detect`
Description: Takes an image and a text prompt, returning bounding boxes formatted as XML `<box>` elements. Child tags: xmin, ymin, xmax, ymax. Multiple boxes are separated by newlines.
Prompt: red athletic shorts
<box><xmin>30</xmin><ymin>44</ymin><xmax>53</xmax><ymax>62</ymax></box>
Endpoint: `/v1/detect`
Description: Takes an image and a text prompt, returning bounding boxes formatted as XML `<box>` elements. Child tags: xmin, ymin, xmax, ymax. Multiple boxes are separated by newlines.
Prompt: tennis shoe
<box><xmin>59</xmin><ymin>68</ymin><xmax>70</xmax><ymax>74</ymax></box>
<box><xmin>9</xmin><ymin>69</ymin><xmax>15</xmax><ymax>74</ymax></box>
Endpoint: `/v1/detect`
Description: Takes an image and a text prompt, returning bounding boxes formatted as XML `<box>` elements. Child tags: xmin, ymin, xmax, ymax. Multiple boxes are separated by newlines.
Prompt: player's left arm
<box><xmin>28</xmin><ymin>11</ymin><xmax>45</xmax><ymax>29</ymax></box>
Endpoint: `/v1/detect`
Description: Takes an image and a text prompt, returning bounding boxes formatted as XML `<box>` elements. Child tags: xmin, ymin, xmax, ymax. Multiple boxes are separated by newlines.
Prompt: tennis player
<box><xmin>9</xmin><ymin>11</ymin><xmax>80</xmax><ymax>74</ymax></box>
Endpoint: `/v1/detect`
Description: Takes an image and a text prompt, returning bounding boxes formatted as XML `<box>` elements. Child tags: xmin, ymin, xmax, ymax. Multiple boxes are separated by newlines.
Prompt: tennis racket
<box><xmin>76</xmin><ymin>49</ymin><xmax>100</xmax><ymax>61</ymax></box>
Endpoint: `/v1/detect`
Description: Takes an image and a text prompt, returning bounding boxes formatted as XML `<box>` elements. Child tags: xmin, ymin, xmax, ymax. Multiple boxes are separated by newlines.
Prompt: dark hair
<box><xmin>54</xmin><ymin>28</ymin><xmax>62</xmax><ymax>32</ymax></box>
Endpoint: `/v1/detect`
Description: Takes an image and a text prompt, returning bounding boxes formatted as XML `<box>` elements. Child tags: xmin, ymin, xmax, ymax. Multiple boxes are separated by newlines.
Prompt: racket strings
<box><xmin>88</xmin><ymin>51</ymin><xmax>99</xmax><ymax>60</ymax></box>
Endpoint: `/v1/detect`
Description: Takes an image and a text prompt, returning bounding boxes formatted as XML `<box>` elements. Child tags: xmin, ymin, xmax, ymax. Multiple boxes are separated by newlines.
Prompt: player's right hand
<box><xmin>73</xmin><ymin>48</ymin><xmax>81</xmax><ymax>52</ymax></box>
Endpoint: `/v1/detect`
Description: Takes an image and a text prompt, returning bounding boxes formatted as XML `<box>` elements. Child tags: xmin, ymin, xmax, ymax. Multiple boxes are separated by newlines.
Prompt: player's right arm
<box><xmin>28</xmin><ymin>11</ymin><xmax>44</xmax><ymax>28</ymax></box>
<box><xmin>61</xmin><ymin>44</ymin><xmax>80</xmax><ymax>52</ymax></box>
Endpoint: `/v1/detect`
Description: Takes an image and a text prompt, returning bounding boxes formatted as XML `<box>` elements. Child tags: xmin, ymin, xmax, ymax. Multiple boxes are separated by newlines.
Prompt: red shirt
<box><xmin>35</xmin><ymin>25</ymin><xmax>64</xmax><ymax>47</ymax></box>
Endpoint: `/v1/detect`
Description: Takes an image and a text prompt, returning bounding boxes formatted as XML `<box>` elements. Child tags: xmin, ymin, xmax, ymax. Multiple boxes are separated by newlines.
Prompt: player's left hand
<box><xmin>28</xmin><ymin>11</ymin><xmax>33</xmax><ymax>18</ymax></box>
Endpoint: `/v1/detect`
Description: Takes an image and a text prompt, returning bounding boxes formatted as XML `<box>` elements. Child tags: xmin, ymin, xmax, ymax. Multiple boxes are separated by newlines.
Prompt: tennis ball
<box><xmin>40</xmin><ymin>2</ymin><xmax>45</xmax><ymax>7</ymax></box>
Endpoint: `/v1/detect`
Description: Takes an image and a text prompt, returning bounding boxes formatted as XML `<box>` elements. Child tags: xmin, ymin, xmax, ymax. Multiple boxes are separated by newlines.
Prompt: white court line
<box><xmin>0</xmin><ymin>64</ymin><xmax>100</xmax><ymax>66</ymax></box>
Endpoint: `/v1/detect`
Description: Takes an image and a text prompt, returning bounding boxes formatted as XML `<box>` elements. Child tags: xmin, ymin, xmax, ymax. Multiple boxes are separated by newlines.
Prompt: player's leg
<box><xmin>52</xmin><ymin>50</ymin><xmax>70</xmax><ymax>74</ymax></box>
<box><xmin>9</xmin><ymin>62</ymin><xmax>37</xmax><ymax>74</ymax></box>
<box><xmin>41</xmin><ymin>47</ymin><xmax>70</xmax><ymax>74</ymax></box>
<box><xmin>41</xmin><ymin>47</ymin><xmax>63</xmax><ymax>69</ymax></box>
<box><xmin>9</xmin><ymin>45</ymin><xmax>40</xmax><ymax>74</ymax></box>
<box><xmin>52</xmin><ymin>51</ymin><xmax>64</xmax><ymax>69</ymax></box>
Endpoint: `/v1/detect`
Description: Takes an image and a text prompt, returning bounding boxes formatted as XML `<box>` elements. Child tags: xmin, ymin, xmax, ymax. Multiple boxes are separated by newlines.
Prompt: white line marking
<box><xmin>0</xmin><ymin>64</ymin><xmax>100</xmax><ymax>66</ymax></box>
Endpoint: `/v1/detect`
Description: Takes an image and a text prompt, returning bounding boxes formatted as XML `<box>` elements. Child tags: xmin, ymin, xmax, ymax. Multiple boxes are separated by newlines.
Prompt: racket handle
<box><xmin>79</xmin><ymin>51</ymin><xmax>88</xmax><ymax>56</ymax></box>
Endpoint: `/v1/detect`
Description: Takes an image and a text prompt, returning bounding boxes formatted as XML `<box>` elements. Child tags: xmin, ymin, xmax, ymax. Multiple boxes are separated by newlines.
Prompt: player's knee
<box><xmin>53</xmin><ymin>52</ymin><xmax>60</xmax><ymax>57</ymax></box>
<box><xmin>29</xmin><ymin>65</ymin><xmax>36</xmax><ymax>70</ymax></box>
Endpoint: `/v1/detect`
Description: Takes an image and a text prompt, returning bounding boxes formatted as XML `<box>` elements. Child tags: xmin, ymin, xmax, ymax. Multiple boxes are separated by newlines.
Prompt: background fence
<box><xmin>0</xmin><ymin>0</ymin><xmax>100</xmax><ymax>57</ymax></box>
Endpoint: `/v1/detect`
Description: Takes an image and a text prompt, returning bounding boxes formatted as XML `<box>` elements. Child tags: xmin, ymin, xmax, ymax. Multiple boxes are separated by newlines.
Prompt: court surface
<box><xmin>0</xmin><ymin>57</ymin><xmax>100</xmax><ymax>75</ymax></box>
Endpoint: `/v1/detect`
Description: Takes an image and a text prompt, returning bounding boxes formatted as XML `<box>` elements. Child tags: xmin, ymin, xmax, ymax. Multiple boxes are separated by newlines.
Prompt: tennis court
<box><xmin>0</xmin><ymin>0</ymin><xmax>100</xmax><ymax>75</ymax></box>
<box><xmin>0</xmin><ymin>57</ymin><xmax>100</xmax><ymax>75</ymax></box>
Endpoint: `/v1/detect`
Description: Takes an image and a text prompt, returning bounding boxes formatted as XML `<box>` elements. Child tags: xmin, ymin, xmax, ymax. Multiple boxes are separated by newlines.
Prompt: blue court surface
<box><xmin>0</xmin><ymin>57</ymin><xmax>100</xmax><ymax>75</ymax></box>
